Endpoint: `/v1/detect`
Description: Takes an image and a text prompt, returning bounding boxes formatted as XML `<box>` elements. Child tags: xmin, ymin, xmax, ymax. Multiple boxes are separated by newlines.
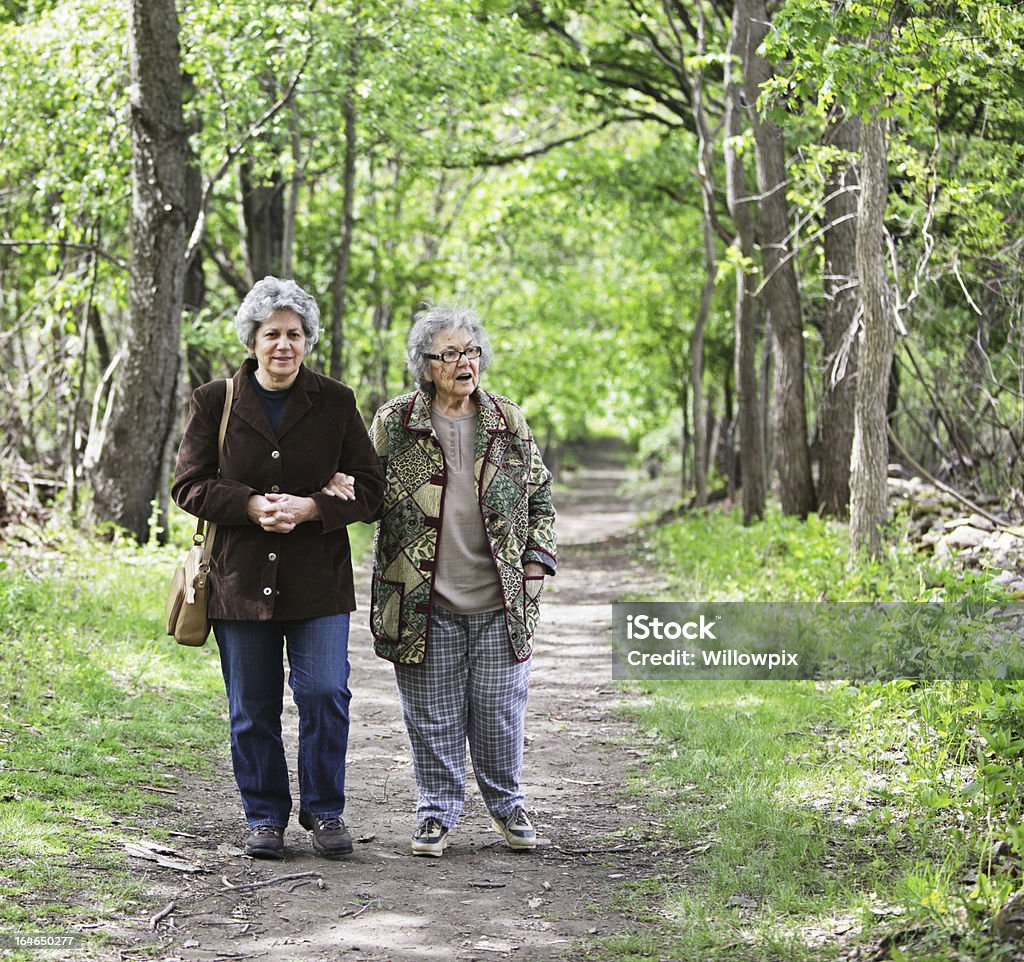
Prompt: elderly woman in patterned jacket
<box><xmin>366</xmin><ymin>304</ymin><xmax>556</xmax><ymax>857</ymax></box>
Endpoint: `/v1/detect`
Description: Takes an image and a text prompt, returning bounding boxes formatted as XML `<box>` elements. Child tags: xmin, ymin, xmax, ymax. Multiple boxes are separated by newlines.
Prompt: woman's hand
<box><xmin>247</xmin><ymin>493</ymin><xmax>321</xmax><ymax>533</ymax></box>
<box><xmin>321</xmin><ymin>472</ymin><xmax>356</xmax><ymax>501</ymax></box>
<box><xmin>524</xmin><ymin>562</ymin><xmax>547</xmax><ymax>578</ymax></box>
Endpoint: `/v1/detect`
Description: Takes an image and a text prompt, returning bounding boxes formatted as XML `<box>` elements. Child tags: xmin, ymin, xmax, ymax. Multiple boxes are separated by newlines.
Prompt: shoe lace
<box><xmin>253</xmin><ymin>825</ymin><xmax>281</xmax><ymax>837</ymax></box>
<box><xmin>317</xmin><ymin>816</ymin><xmax>344</xmax><ymax>831</ymax></box>
<box><xmin>417</xmin><ymin>818</ymin><xmax>443</xmax><ymax>837</ymax></box>
<box><xmin>508</xmin><ymin>808</ymin><xmax>530</xmax><ymax>828</ymax></box>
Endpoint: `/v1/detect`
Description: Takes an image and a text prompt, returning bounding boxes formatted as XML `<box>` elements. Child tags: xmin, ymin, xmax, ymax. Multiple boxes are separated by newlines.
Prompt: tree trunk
<box><xmin>723</xmin><ymin>367</ymin><xmax>737</xmax><ymax>501</ymax></box>
<box><xmin>183</xmin><ymin>131</ymin><xmax>208</xmax><ymax>393</ymax></box>
<box><xmin>818</xmin><ymin>110</ymin><xmax>861</xmax><ymax>519</ymax></box>
<box><xmin>742</xmin><ymin>0</ymin><xmax>815</xmax><ymax>518</ymax></box>
<box><xmin>850</xmin><ymin>113</ymin><xmax>895</xmax><ymax>558</ymax></box>
<box><xmin>689</xmin><ymin>1</ymin><xmax>715</xmax><ymax>509</ymax></box>
<box><xmin>367</xmin><ymin>301</ymin><xmax>394</xmax><ymax>416</ymax></box>
<box><xmin>240</xmin><ymin>161</ymin><xmax>284</xmax><ymax>280</ymax></box>
<box><xmin>87</xmin><ymin>0</ymin><xmax>188</xmax><ymax>542</ymax></box>
<box><xmin>281</xmin><ymin>95</ymin><xmax>303</xmax><ymax>280</ymax></box>
<box><xmin>329</xmin><ymin>85</ymin><xmax>358</xmax><ymax>381</ymax></box>
<box><xmin>681</xmin><ymin>380</ymin><xmax>690</xmax><ymax>498</ymax></box>
<box><xmin>725</xmin><ymin>3</ymin><xmax>765</xmax><ymax>524</ymax></box>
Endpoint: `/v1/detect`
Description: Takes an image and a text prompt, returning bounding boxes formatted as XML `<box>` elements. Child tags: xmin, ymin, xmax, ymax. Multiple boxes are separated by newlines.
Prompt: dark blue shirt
<box><xmin>250</xmin><ymin>372</ymin><xmax>292</xmax><ymax>436</ymax></box>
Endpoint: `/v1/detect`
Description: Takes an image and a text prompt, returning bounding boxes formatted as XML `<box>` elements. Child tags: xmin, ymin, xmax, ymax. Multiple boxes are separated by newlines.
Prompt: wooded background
<box><xmin>1</xmin><ymin>0</ymin><xmax>1021</xmax><ymax>553</ymax></box>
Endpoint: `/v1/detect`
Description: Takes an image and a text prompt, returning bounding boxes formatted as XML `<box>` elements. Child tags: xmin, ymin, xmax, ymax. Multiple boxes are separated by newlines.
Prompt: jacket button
<box><xmin>263</xmin><ymin>587</ymin><xmax>273</xmax><ymax>596</ymax></box>
<box><xmin>268</xmin><ymin>553</ymin><xmax>277</xmax><ymax>561</ymax></box>
<box><xmin>271</xmin><ymin>485</ymin><xmax>280</xmax><ymax>493</ymax></box>
<box><xmin>271</xmin><ymin>450</ymin><xmax>281</xmax><ymax>459</ymax></box>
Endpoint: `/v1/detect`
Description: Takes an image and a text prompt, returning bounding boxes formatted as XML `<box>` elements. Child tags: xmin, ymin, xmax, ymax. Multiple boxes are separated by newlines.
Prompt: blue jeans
<box><xmin>212</xmin><ymin>614</ymin><xmax>351</xmax><ymax>828</ymax></box>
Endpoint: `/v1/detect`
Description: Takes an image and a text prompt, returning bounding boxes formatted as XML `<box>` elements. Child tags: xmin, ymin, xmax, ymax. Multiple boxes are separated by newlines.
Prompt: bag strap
<box><xmin>197</xmin><ymin>377</ymin><xmax>234</xmax><ymax>567</ymax></box>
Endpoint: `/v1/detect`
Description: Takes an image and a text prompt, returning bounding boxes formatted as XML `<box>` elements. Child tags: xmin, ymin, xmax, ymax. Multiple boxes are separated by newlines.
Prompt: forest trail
<box><xmin>118</xmin><ymin>442</ymin><xmax>676</xmax><ymax>962</ymax></box>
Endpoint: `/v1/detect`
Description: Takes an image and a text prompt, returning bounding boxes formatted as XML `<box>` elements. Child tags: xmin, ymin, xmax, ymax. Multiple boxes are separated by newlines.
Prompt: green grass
<box><xmin>0</xmin><ymin>509</ymin><xmax>374</xmax><ymax>954</ymax></box>
<box><xmin>595</xmin><ymin>504</ymin><xmax>1024</xmax><ymax>961</ymax></box>
<box><xmin>0</xmin><ymin>530</ymin><xmax>226</xmax><ymax>950</ymax></box>
<box><xmin>644</xmin><ymin>505</ymin><xmax>992</xmax><ymax>602</ymax></box>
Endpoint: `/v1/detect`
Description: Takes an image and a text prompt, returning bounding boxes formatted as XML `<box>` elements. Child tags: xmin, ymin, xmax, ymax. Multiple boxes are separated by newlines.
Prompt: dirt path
<box><xmin>118</xmin><ymin>445</ymin><xmax>672</xmax><ymax>962</ymax></box>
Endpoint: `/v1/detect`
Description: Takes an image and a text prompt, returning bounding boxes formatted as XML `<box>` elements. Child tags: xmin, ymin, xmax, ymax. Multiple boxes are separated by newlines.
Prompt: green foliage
<box><xmin>761</xmin><ymin>0</ymin><xmax>1024</xmax><ymax>513</ymax></box>
<box><xmin>1</xmin><ymin>0</ymin><xmax>1021</xmax><ymax>524</ymax></box>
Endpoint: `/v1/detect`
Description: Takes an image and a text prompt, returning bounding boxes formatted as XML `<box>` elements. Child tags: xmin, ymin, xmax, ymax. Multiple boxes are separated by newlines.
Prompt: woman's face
<box><xmin>426</xmin><ymin>328</ymin><xmax>480</xmax><ymax>403</ymax></box>
<box><xmin>252</xmin><ymin>310</ymin><xmax>307</xmax><ymax>386</ymax></box>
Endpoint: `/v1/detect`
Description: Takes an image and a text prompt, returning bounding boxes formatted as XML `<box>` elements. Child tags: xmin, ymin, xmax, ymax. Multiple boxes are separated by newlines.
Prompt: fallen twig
<box><xmin>149</xmin><ymin>901</ymin><xmax>176</xmax><ymax>929</ymax></box>
<box><xmin>124</xmin><ymin>842</ymin><xmax>205</xmax><ymax>874</ymax></box>
<box><xmin>468</xmin><ymin>881</ymin><xmax>507</xmax><ymax>889</ymax></box>
<box><xmin>138</xmin><ymin>784</ymin><xmax>179</xmax><ymax>796</ymax></box>
<box><xmin>219</xmin><ymin>871</ymin><xmax>321</xmax><ymax>893</ymax></box>
<box><xmin>339</xmin><ymin>899</ymin><xmax>380</xmax><ymax>919</ymax></box>
<box><xmin>554</xmin><ymin>844</ymin><xmax>637</xmax><ymax>856</ymax></box>
<box><xmin>205</xmin><ymin>952</ymin><xmax>265</xmax><ymax>961</ymax></box>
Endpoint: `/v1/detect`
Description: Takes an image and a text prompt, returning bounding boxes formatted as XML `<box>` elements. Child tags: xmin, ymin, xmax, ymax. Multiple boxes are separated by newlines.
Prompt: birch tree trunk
<box><xmin>850</xmin><ymin>113</ymin><xmax>894</xmax><ymax>557</ymax></box>
<box><xmin>725</xmin><ymin>2</ymin><xmax>765</xmax><ymax>524</ymax></box>
<box><xmin>818</xmin><ymin>110</ymin><xmax>861</xmax><ymax>518</ymax></box>
<box><xmin>689</xmin><ymin>1</ymin><xmax>716</xmax><ymax>509</ymax></box>
<box><xmin>86</xmin><ymin>0</ymin><xmax>188</xmax><ymax>542</ymax></box>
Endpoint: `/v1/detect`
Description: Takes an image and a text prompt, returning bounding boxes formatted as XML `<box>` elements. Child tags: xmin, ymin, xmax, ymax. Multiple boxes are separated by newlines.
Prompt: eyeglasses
<box><xmin>422</xmin><ymin>345</ymin><xmax>483</xmax><ymax>364</ymax></box>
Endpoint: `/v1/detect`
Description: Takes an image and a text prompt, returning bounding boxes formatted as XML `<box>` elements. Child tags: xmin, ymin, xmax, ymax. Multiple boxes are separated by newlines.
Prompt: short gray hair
<box><xmin>406</xmin><ymin>303</ymin><xmax>493</xmax><ymax>394</ymax></box>
<box><xmin>235</xmin><ymin>276</ymin><xmax>321</xmax><ymax>352</ymax></box>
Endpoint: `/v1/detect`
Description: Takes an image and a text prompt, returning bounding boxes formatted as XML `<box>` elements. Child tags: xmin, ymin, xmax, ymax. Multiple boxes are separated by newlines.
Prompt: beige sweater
<box><xmin>430</xmin><ymin>409</ymin><xmax>504</xmax><ymax>613</ymax></box>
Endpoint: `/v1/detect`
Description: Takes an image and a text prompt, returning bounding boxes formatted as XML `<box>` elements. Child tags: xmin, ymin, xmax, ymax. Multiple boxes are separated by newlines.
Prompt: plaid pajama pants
<box><xmin>394</xmin><ymin>606</ymin><xmax>531</xmax><ymax>829</ymax></box>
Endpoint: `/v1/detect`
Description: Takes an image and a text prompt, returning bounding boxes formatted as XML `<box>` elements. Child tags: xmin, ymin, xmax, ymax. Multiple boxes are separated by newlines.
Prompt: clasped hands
<box><xmin>246</xmin><ymin>493</ymin><xmax>319</xmax><ymax>533</ymax></box>
<box><xmin>245</xmin><ymin>473</ymin><xmax>357</xmax><ymax>534</ymax></box>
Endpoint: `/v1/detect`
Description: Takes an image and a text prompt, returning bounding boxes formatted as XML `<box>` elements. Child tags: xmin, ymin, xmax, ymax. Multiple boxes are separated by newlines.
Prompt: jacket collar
<box><xmin>403</xmin><ymin>388</ymin><xmax>510</xmax><ymax>436</ymax></box>
<box><xmin>232</xmin><ymin>357</ymin><xmax>320</xmax><ymax>443</ymax></box>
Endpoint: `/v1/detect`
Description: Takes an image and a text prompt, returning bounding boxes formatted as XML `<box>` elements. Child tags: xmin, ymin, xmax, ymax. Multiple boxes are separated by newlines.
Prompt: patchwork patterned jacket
<box><xmin>369</xmin><ymin>389</ymin><xmax>557</xmax><ymax>665</ymax></box>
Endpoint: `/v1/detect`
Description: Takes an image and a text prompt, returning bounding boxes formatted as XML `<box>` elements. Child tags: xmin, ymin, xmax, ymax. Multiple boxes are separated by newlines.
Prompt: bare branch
<box><xmin>888</xmin><ymin>427</ymin><xmax>1009</xmax><ymax>528</ymax></box>
<box><xmin>752</xmin><ymin>210</ymin><xmax>857</xmax><ymax>296</ymax></box>
<box><xmin>625</xmin><ymin>0</ymin><xmax>690</xmax><ymax>97</ymax></box>
<box><xmin>952</xmin><ymin>250</ymin><xmax>984</xmax><ymax>316</ymax></box>
<box><xmin>184</xmin><ymin>49</ymin><xmax>313</xmax><ymax>266</ymax></box>
<box><xmin>0</xmin><ymin>238</ymin><xmax>127</xmax><ymax>272</ymax></box>
<box><xmin>892</xmin><ymin>120</ymin><xmax>940</xmax><ymax>325</ymax></box>
<box><xmin>440</xmin><ymin>116</ymin><xmax>646</xmax><ymax>169</ymax></box>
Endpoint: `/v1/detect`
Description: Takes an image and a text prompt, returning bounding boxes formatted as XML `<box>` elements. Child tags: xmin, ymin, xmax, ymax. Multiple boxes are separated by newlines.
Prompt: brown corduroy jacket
<box><xmin>171</xmin><ymin>358</ymin><xmax>385</xmax><ymax>621</ymax></box>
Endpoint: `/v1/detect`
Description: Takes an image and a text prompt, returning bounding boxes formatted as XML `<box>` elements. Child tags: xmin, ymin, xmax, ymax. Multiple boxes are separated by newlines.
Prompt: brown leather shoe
<box><xmin>298</xmin><ymin>810</ymin><xmax>353</xmax><ymax>857</ymax></box>
<box><xmin>244</xmin><ymin>825</ymin><xmax>285</xmax><ymax>859</ymax></box>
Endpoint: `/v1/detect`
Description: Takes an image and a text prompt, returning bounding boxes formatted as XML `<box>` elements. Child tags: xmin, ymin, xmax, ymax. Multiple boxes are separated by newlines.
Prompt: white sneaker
<box><xmin>492</xmin><ymin>808</ymin><xmax>536</xmax><ymax>850</ymax></box>
<box><xmin>411</xmin><ymin>818</ymin><xmax>450</xmax><ymax>857</ymax></box>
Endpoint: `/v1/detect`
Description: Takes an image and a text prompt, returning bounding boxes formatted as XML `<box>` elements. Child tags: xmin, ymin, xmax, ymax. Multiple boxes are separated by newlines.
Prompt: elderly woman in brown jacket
<box><xmin>172</xmin><ymin>276</ymin><xmax>384</xmax><ymax>860</ymax></box>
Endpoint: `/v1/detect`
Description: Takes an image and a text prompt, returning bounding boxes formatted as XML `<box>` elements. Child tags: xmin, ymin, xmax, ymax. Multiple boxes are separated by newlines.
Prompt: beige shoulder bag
<box><xmin>165</xmin><ymin>377</ymin><xmax>233</xmax><ymax>646</ymax></box>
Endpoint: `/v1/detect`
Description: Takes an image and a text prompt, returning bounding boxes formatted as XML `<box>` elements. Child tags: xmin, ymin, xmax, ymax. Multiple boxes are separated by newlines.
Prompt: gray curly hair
<box><xmin>235</xmin><ymin>276</ymin><xmax>321</xmax><ymax>353</ymax></box>
<box><xmin>406</xmin><ymin>303</ymin><xmax>493</xmax><ymax>394</ymax></box>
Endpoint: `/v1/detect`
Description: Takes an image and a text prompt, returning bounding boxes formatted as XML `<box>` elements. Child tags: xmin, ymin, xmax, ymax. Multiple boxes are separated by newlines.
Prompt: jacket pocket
<box><xmin>523</xmin><ymin>574</ymin><xmax>545</xmax><ymax>639</ymax></box>
<box><xmin>371</xmin><ymin>573</ymin><xmax>405</xmax><ymax>642</ymax></box>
